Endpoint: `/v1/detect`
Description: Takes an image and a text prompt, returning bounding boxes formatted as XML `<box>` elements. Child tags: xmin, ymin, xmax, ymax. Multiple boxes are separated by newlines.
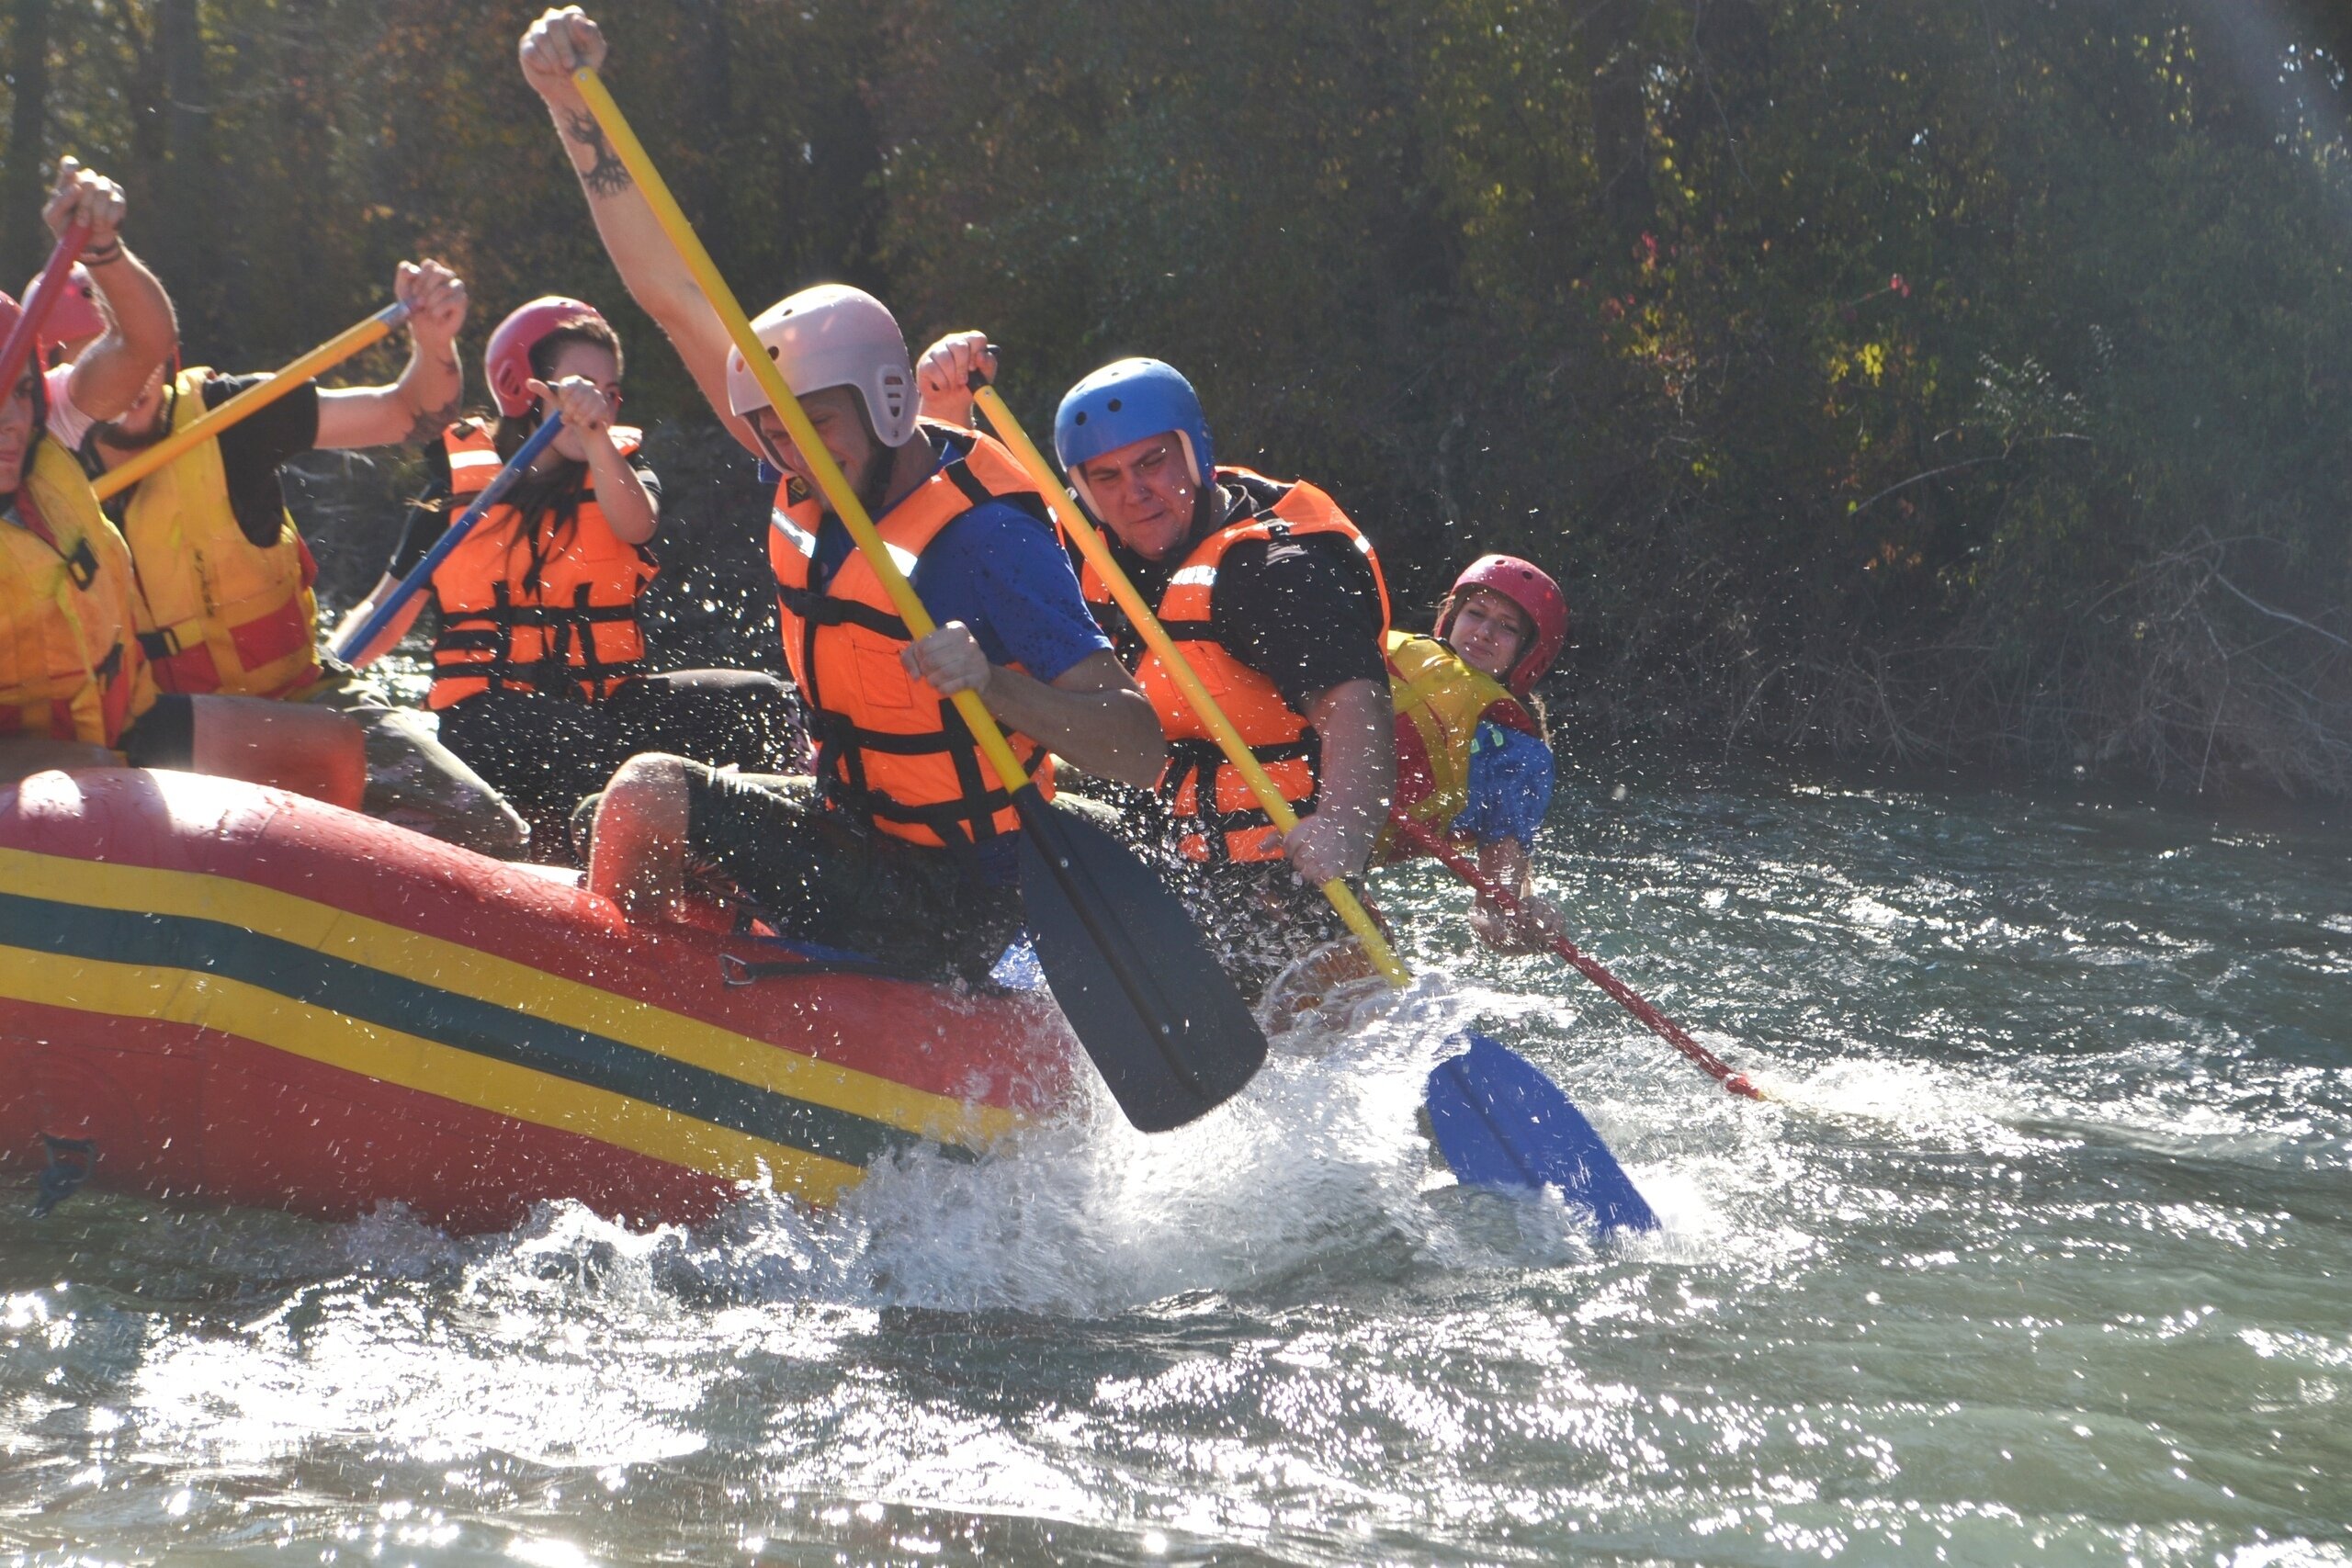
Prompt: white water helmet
<box><xmin>724</xmin><ymin>283</ymin><xmax>917</xmax><ymax>447</ymax></box>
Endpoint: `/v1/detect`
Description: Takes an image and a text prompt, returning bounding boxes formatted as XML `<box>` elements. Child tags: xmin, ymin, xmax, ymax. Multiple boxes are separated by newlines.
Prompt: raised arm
<box><xmin>49</xmin><ymin>159</ymin><xmax>176</xmax><ymax>423</ymax></box>
<box><xmin>518</xmin><ymin>8</ymin><xmax>756</xmax><ymax>457</ymax></box>
<box><xmin>313</xmin><ymin>260</ymin><xmax>468</xmax><ymax>450</ymax></box>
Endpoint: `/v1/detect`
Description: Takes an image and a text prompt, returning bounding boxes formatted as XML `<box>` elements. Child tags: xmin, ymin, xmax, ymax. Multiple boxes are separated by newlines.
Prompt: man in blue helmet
<box><xmin>920</xmin><ymin>335</ymin><xmax>1396</xmax><ymax>999</ymax></box>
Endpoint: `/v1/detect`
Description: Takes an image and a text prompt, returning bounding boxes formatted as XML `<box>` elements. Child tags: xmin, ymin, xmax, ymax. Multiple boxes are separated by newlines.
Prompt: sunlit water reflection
<box><xmin>3</xmin><ymin>766</ymin><xmax>2347</xmax><ymax>1564</ymax></box>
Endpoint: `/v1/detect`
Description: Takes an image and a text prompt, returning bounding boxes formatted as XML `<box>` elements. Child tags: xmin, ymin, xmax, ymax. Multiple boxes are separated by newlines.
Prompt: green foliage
<box><xmin>4</xmin><ymin>0</ymin><xmax>2347</xmax><ymax>793</ymax></box>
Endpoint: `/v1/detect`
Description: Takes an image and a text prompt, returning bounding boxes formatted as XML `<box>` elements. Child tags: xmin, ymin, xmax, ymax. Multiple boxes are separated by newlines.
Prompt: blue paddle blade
<box><xmin>1426</xmin><ymin>1032</ymin><xmax>1659</xmax><ymax>1234</ymax></box>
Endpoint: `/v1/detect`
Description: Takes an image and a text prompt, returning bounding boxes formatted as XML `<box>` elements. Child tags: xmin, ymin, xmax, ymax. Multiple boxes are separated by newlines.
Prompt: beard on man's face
<box><xmin>91</xmin><ymin>412</ymin><xmax>170</xmax><ymax>452</ymax></box>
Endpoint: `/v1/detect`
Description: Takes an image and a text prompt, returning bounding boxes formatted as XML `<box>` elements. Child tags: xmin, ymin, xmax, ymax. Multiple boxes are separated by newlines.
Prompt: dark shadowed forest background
<box><xmin>6</xmin><ymin>0</ymin><xmax>2350</xmax><ymax>797</ymax></box>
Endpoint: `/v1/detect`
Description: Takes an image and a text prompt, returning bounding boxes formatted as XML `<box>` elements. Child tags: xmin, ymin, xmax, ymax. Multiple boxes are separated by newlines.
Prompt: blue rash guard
<box><xmin>1449</xmin><ymin>720</ymin><xmax>1555</xmax><ymax>850</ymax></box>
<box><xmin>800</xmin><ymin>451</ymin><xmax>1112</xmax><ymax>885</ymax></box>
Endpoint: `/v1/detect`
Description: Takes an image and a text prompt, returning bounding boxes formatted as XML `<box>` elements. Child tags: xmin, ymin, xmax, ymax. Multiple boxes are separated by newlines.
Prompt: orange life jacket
<box><xmin>0</xmin><ymin>439</ymin><xmax>158</xmax><ymax>747</ymax></box>
<box><xmin>1078</xmin><ymin>468</ymin><xmax>1389</xmax><ymax>863</ymax></box>
<box><xmin>425</xmin><ymin>420</ymin><xmax>655</xmax><ymax>710</ymax></box>
<box><xmin>768</xmin><ymin>422</ymin><xmax>1057</xmax><ymax>848</ymax></box>
<box><xmin>113</xmin><ymin>367</ymin><xmax>323</xmax><ymax>698</ymax></box>
<box><xmin>1380</xmin><ymin>629</ymin><xmax>1542</xmax><ymax>858</ymax></box>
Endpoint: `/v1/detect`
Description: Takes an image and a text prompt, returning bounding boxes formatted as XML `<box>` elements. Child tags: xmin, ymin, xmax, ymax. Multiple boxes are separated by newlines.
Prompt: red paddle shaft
<box><xmin>0</xmin><ymin>226</ymin><xmax>91</xmax><ymax>395</ymax></box>
<box><xmin>1391</xmin><ymin>814</ymin><xmax>1762</xmax><ymax>1099</ymax></box>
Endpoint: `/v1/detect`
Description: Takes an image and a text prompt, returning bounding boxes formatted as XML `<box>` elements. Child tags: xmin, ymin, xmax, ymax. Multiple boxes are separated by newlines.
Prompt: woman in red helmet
<box><xmin>1382</xmin><ymin>554</ymin><xmax>1569</xmax><ymax>953</ymax></box>
<box><xmin>335</xmin><ymin>296</ymin><xmax>797</xmax><ymax>842</ymax></box>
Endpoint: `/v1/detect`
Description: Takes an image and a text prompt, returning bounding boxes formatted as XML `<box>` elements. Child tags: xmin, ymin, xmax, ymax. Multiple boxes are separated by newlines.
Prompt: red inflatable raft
<box><xmin>0</xmin><ymin>769</ymin><xmax>1075</xmax><ymax>1232</ymax></box>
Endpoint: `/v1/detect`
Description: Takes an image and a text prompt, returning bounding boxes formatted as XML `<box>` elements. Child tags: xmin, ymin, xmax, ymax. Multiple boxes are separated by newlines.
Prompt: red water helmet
<box><xmin>1443</xmin><ymin>554</ymin><xmax>1569</xmax><ymax>694</ymax></box>
<box><xmin>23</xmin><ymin>265</ymin><xmax>105</xmax><ymax>367</ymax></box>
<box><xmin>483</xmin><ymin>296</ymin><xmax>610</xmax><ymax>418</ymax></box>
<box><xmin>0</xmin><ymin>289</ymin><xmax>51</xmax><ymax>423</ymax></box>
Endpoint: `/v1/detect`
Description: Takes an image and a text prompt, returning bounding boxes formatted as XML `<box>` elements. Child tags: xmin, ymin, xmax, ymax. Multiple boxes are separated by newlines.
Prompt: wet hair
<box><xmin>481</xmin><ymin>319</ymin><xmax>626</xmax><ymax>597</ymax></box>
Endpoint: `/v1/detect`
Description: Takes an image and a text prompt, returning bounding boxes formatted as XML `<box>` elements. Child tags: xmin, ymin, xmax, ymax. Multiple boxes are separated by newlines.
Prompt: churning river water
<box><xmin>2</xmin><ymin>764</ymin><xmax>2346</xmax><ymax>1566</ymax></box>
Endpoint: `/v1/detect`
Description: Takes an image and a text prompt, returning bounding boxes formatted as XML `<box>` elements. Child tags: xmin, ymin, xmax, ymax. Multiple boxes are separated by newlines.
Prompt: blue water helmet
<box><xmin>1053</xmin><ymin>358</ymin><xmax>1216</xmax><ymax>489</ymax></box>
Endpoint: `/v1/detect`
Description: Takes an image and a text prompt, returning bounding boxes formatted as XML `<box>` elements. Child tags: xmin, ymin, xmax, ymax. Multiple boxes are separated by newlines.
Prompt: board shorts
<box><xmin>674</xmin><ymin>763</ymin><xmax>1026</xmax><ymax>986</ymax></box>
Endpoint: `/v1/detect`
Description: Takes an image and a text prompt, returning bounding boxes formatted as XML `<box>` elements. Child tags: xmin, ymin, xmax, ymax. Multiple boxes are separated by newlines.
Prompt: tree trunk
<box><xmin>1589</xmin><ymin>0</ymin><xmax>1656</xmax><ymax>262</ymax></box>
<box><xmin>4</xmin><ymin>0</ymin><xmax>52</xmax><ymax>282</ymax></box>
<box><xmin>157</xmin><ymin>0</ymin><xmax>218</xmax><ymax>337</ymax></box>
<box><xmin>681</xmin><ymin>0</ymin><xmax>732</xmax><ymax>231</ymax></box>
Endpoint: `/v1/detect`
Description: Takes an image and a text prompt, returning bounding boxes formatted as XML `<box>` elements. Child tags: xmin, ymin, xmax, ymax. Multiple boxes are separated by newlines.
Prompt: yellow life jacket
<box><xmin>1381</xmin><ymin>628</ymin><xmax>1542</xmax><ymax>857</ymax></box>
<box><xmin>1078</xmin><ymin>468</ymin><xmax>1389</xmax><ymax>863</ymax></box>
<box><xmin>768</xmin><ymin>422</ymin><xmax>1057</xmax><ymax>847</ymax></box>
<box><xmin>0</xmin><ymin>439</ymin><xmax>158</xmax><ymax>746</ymax></box>
<box><xmin>113</xmin><ymin>367</ymin><xmax>322</xmax><ymax>699</ymax></box>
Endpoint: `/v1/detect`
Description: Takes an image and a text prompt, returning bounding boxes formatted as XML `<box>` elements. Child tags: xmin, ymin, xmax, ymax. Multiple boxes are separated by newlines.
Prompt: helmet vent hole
<box><xmin>1073</xmin><ymin>412</ymin><xmax>1087</xmax><ymax>425</ymax></box>
<box><xmin>1107</xmin><ymin>399</ymin><xmax>1122</xmax><ymax>412</ymax></box>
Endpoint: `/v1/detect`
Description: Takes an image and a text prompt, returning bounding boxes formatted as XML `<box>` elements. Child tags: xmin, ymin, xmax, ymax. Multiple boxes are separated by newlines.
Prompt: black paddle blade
<box><xmin>1013</xmin><ymin>792</ymin><xmax>1268</xmax><ymax>1131</ymax></box>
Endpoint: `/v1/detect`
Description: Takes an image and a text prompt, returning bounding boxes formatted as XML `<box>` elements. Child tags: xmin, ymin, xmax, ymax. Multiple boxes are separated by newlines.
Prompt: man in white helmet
<box><xmin>520</xmin><ymin>8</ymin><xmax>1165</xmax><ymax>980</ymax></box>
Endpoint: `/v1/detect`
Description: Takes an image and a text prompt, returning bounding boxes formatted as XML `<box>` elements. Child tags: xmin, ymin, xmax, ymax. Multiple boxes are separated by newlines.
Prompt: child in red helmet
<box><xmin>1383</xmin><ymin>554</ymin><xmax>1568</xmax><ymax>952</ymax></box>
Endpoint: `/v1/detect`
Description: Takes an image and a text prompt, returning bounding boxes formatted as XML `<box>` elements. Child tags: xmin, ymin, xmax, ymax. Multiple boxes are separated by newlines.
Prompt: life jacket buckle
<box><xmin>64</xmin><ymin>538</ymin><xmax>99</xmax><ymax>591</ymax></box>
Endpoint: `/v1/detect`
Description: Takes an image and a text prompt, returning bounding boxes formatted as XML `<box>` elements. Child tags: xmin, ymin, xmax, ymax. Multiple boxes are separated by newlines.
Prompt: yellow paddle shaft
<box><xmin>571</xmin><ymin>67</ymin><xmax>1034</xmax><ymax>795</ymax></box>
<box><xmin>971</xmin><ymin>384</ymin><xmax>1411</xmax><ymax>989</ymax></box>
<box><xmin>92</xmin><ymin>300</ymin><xmax>411</xmax><ymax>502</ymax></box>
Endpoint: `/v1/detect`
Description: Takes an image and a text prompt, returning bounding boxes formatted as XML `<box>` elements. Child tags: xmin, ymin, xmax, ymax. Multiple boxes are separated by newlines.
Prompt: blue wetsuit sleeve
<box><xmin>1452</xmin><ymin>723</ymin><xmax>1555</xmax><ymax>847</ymax></box>
<box><xmin>914</xmin><ymin>502</ymin><xmax>1113</xmax><ymax>684</ymax></box>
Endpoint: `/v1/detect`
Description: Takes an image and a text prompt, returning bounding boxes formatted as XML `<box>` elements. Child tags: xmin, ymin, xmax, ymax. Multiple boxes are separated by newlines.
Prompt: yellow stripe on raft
<box><xmin>0</xmin><ymin>847</ymin><xmax>1026</xmax><ymax>1152</ymax></box>
<box><xmin>0</xmin><ymin>937</ymin><xmax>865</xmax><ymax>1199</ymax></box>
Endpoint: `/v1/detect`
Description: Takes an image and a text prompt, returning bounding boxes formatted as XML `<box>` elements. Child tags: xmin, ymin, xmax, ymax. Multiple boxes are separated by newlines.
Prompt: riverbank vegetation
<box><xmin>6</xmin><ymin>0</ymin><xmax>2348</xmax><ymax>795</ymax></box>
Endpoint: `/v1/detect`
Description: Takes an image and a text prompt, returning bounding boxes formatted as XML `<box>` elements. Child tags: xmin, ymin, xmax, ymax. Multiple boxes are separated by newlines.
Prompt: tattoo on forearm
<box><xmin>564</xmin><ymin>107</ymin><xmax>632</xmax><ymax>197</ymax></box>
<box><xmin>403</xmin><ymin>396</ymin><xmax>462</xmax><ymax>446</ymax></box>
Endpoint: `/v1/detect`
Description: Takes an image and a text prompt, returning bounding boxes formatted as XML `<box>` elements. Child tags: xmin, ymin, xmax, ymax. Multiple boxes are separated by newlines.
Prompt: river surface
<box><xmin>4</xmin><ymin>765</ymin><xmax>2348</xmax><ymax>1565</ymax></box>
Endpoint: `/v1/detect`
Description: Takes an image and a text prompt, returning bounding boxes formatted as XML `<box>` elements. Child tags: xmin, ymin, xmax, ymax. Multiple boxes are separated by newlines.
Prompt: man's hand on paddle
<box><xmin>519</xmin><ymin>6</ymin><xmax>604</xmax><ymax>108</ymax></box>
<box><xmin>1272</xmin><ymin>810</ymin><xmax>1379</xmax><ymax>890</ymax></box>
<box><xmin>914</xmin><ymin>332</ymin><xmax>996</xmax><ymax>429</ymax></box>
<box><xmin>395</xmin><ymin>259</ymin><xmax>468</xmax><ymax>358</ymax></box>
<box><xmin>1261</xmin><ymin>675</ymin><xmax>1395</xmax><ymax>887</ymax></box>
<box><xmin>902</xmin><ymin>622</ymin><xmax>994</xmax><ymax>702</ymax></box>
<box><xmin>42</xmin><ymin>158</ymin><xmax>126</xmax><ymax>251</ymax></box>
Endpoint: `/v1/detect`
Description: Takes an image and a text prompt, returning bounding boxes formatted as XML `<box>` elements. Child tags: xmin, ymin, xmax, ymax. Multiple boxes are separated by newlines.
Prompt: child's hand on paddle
<box><xmin>526</xmin><ymin>375</ymin><xmax>617</xmax><ymax>444</ymax></box>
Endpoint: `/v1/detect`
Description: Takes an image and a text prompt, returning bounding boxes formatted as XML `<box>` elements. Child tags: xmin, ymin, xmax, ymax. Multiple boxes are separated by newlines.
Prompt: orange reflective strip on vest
<box><xmin>425</xmin><ymin>420</ymin><xmax>653</xmax><ymax>710</ymax></box>
<box><xmin>768</xmin><ymin>422</ymin><xmax>1057</xmax><ymax>848</ymax></box>
<box><xmin>1080</xmin><ymin>467</ymin><xmax>1389</xmax><ymax>863</ymax></box>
